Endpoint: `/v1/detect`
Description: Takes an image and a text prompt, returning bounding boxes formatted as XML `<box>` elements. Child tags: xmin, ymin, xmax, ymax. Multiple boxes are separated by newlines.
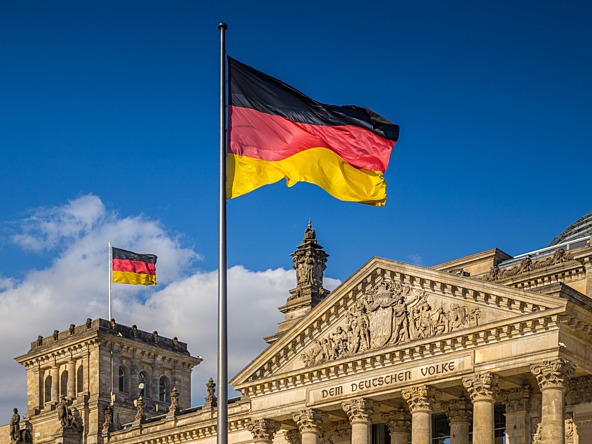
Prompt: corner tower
<box><xmin>15</xmin><ymin>319</ymin><xmax>202</xmax><ymax>444</ymax></box>
<box><xmin>266</xmin><ymin>222</ymin><xmax>330</xmax><ymax>344</ymax></box>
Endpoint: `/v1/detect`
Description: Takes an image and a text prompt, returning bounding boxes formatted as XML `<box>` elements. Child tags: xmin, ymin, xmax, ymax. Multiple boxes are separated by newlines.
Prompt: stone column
<box><xmin>51</xmin><ymin>365</ymin><xmax>59</xmax><ymax>404</ymax></box>
<box><xmin>463</xmin><ymin>372</ymin><xmax>499</xmax><ymax>444</ymax></box>
<box><xmin>342</xmin><ymin>398</ymin><xmax>374</xmax><ymax>444</ymax></box>
<box><xmin>402</xmin><ymin>385</ymin><xmax>439</xmax><ymax>444</ymax></box>
<box><xmin>443</xmin><ymin>398</ymin><xmax>472</xmax><ymax>444</ymax></box>
<box><xmin>247</xmin><ymin>418</ymin><xmax>281</xmax><ymax>444</ymax></box>
<box><xmin>67</xmin><ymin>360</ymin><xmax>76</xmax><ymax>399</ymax></box>
<box><xmin>502</xmin><ymin>386</ymin><xmax>530</xmax><ymax>444</ymax></box>
<box><xmin>293</xmin><ymin>409</ymin><xmax>327</xmax><ymax>444</ymax></box>
<box><xmin>382</xmin><ymin>408</ymin><xmax>411</xmax><ymax>444</ymax></box>
<box><xmin>531</xmin><ymin>358</ymin><xmax>575</xmax><ymax>444</ymax></box>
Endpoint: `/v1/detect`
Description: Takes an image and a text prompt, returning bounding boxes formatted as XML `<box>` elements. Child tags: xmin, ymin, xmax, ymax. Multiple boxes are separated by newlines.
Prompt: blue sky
<box><xmin>1</xmin><ymin>0</ymin><xmax>591</xmax><ymax>415</ymax></box>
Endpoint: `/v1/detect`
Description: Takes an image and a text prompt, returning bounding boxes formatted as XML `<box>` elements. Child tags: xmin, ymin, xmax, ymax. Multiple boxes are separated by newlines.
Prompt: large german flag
<box><xmin>112</xmin><ymin>247</ymin><xmax>157</xmax><ymax>286</ymax></box>
<box><xmin>227</xmin><ymin>57</ymin><xmax>399</xmax><ymax>206</ymax></box>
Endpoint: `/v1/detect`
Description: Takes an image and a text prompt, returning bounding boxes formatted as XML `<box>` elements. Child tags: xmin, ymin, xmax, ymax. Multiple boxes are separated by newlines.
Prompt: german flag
<box><xmin>227</xmin><ymin>57</ymin><xmax>399</xmax><ymax>206</ymax></box>
<box><xmin>112</xmin><ymin>247</ymin><xmax>157</xmax><ymax>286</ymax></box>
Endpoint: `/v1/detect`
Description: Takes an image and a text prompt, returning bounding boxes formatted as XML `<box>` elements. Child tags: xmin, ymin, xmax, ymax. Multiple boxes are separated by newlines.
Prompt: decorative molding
<box><xmin>530</xmin><ymin>358</ymin><xmax>575</xmax><ymax>390</ymax></box>
<box><xmin>566</xmin><ymin>376</ymin><xmax>592</xmax><ymax>405</ymax></box>
<box><xmin>463</xmin><ymin>372</ymin><xmax>499</xmax><ymax>403</ymax></box>
<box><xmin>402</xmin><ymin>385</ymin><xmax>440</xmax><ymax>413</ymax></box>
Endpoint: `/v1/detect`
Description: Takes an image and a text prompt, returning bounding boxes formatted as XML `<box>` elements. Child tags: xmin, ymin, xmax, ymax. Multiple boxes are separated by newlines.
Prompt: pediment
<box><xmin>231</xmin><ymin>257</ymin><xmax>567</xmax><ymax>393</ymax></box>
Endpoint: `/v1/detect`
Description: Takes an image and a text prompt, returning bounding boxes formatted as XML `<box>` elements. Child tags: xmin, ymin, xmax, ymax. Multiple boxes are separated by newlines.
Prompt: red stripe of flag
<box><xmin>112</xmin><ymin>259</ymin><xmax>156</xmax><ymax>276</ymax></box>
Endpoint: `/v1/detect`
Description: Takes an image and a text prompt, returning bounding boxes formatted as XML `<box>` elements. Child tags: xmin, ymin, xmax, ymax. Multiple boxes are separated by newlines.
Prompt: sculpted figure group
<box><xmin>302</xmin><ymin>278</ymin><xmax>480</xmax><ymax>366</ymax></box>
<box><xmin>57</xmin><ymin>397</ymin><xmax>82</xmax><ymax>432</ymax></box>
<box><xmin>482</xmin><ymin>248</ymin><xmax>574</xmax><ymax>282</ymax></box>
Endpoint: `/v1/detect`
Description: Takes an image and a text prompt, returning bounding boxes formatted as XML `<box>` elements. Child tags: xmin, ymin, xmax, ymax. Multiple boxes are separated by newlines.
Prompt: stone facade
<box><xmin>4</xmin><ymin>216</ymin><xmax>592</xmax><ymax>444</ymax></box>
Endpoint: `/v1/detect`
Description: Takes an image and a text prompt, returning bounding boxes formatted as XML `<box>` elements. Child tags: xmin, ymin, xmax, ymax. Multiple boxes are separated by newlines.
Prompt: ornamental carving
<box><xmin>463</xmin><ymin>372</ymin><xmax>499</xmax><ymax>403</ymax></box>
<box><xmin>292</xmin><ymin>409</ymin><xmax>327</xmax><ymax>434</ymax></box>
<box><xmin>341</xmin><ymin>398</ymin><xmax>375</xmax><ymax>423</ymax></box>
<box><xmin>247</xmin><ymin>419</ymin><xmax>281</xmax><ymax>442</ymax></box>
<box><xmin>481</xmin><ymin>248</ymin><xmax>574</xmax><ymax>282</ymax></box>
<box><xmin>566</xmin><ymin>376</ymin><xmax>592</xmax><ymax>405</ymax></box>
<box><xmin>382</xmin><ymin>409</ymin><xmax>411</xmax><ymax>434</ymax></box>
<box><xmin>530</xmin><ymin>358</ymin><xmax>575</xmax><ymax>390</ymax></box>
<box><xmin>284</xmin><ymin>430</ymin><xmax>301</xmax><ymax>444</ymax></box>
<box><xmin>442</xmin><ymin>398</ymin><xmax>472</xmax><ymax>423</ymax></box>
<box><xmin>502</xmin><ymin>386</ymin><xmax>530</xmax><ymax>413</ymax></box>
<box><xmin>402</xmin><ymin>385</ymin><xmax>440</xmax><ymax>413</ymax></box>
<box><xmin>301</xmin><ymin>277</ymin><xmax>480</xmax><ymax>365</ymax></box>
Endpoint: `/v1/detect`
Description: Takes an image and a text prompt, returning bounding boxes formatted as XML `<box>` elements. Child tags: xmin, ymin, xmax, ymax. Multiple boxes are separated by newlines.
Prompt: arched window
<box><xmin>44</xmin><ymin>375</ymin><xmax>52</xmax><ymax>404</ymax></box>
<box><xmin>159</xmin><ymin>376</ymin><xmax>170</xmax><ymax>402</ymax></box>
<box><xmin>76</xmin><ymin>365</ymin><xmax>84</xmax><ymax>394</ymax></box>
<box><xmin>118</xmin><ymin>366</ymin><xmax>128</xmax><ymax>393</ymax></box>
<box><xmin>60</xmin><ymin>370</ymin><xmax>69</xmax><ymax>398</ymax></box>
<box><xmin>138</xmin><ymin>372</ymin><xmax>148</xmax><ymax>397</ymax></box>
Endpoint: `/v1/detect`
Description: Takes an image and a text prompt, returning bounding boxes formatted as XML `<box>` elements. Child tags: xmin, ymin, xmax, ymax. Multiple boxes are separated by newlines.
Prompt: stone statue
<box><xmin>36</xmin><ymin>336</ymin><xmax>43</xmax><ymax>346</ymax></box>
<box><xmin>103</xmin><ymin>405</ymin><xmax>113</xmax><ymax>433</ymax></box>
<box><xmin>57</xmin><ymin>397</ymin><xmax>72</xmax><ymax>427</ymax></box>
<box><xmin>53</xmin><ymin>330</ymin><xmax>59</xmax><ymax>341</ymax></box>
<box><xmin>9</xmin><ymin>408</ymin><xmax>20</xmax><ymax>442</ymax></box>
<box><xmin>69</xmin><ymin>324</ymin><xmax>75</xmax><ymax>335</ymax></box>
<box><xmin>134</xmin><ymin>396</ymin><xmax>146</xmax><ymax>423</ymax></box>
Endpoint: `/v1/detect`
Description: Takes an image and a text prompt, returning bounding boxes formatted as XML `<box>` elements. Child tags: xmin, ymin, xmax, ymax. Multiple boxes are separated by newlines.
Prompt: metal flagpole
<box><xmin>108</xmin><ymin>241</ymin><xmax>113</xmax><ymax>321</ymax></box>
<box><xmin>108</xmin><ymin>241</ymin><xmax>114</xmax><ymax>403</ymax></box>
<box><xmin>217</xmin><ymin>22</ymin><xmax>228</xmax><ymax>444</ymax></box>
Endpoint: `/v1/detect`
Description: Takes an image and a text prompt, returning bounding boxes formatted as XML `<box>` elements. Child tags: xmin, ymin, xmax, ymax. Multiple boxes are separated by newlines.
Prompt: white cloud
<box><xmin>0</xmin><ymin>195</ymin><xmax>340</xmax><ymax>415</ymax></box>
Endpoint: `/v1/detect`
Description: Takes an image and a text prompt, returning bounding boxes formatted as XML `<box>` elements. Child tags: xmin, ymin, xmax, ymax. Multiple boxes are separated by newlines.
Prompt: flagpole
<box><xmin>217</xmin><ymin>22</ymin><xmax>228</xmax><ymax>444</ymax></box>
<box><xmin>108</xmin><ymin>241</ymin><xmax>112</xmax><ymax>321</ymax></box>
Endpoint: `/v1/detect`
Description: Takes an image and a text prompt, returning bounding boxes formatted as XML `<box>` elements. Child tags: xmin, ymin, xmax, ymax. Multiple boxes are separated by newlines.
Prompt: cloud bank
<box><xmin>0</xmin><ymin>195</ymin><xmax>340</xmax><ymax>415</ymax></box>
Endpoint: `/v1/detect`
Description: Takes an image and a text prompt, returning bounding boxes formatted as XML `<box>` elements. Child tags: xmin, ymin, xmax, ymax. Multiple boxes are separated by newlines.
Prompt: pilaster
<box><xmin>502</xmin><ymin>386</ymin><xmax>530</xmax><ymax>444</ymax></box>
<box><xmin>443</xmin><ymin>398</ymin><xmax>471</xmax><ymax>444</ymax></box>
<box><xmin>382</xmin><ymin>408</ymin><xmax>411</xmax><ymax>444</ymax></box>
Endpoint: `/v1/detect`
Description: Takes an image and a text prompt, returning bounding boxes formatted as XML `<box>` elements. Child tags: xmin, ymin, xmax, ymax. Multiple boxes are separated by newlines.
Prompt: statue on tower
<box><xmin>290</xmin><ymin>221</ymin><xmax>329</xmax><ymax>303</ymax></box>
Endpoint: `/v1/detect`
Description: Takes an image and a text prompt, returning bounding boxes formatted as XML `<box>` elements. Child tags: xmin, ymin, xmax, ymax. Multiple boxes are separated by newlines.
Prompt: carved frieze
<box><xmin>463</xmin><ymin>372</ymin><xmax>499</xmax><ymax>403</ymax></box>
<box><xmin>301</xmin><ymin>277</ymin><xmax>480</xmax><ymax>366</ymax></box>
<box><xmin>530</xmin><ymin>358</ymin><xmax>575</xmax><ymax>390</ymax></box>
<box><xmin>402</xmin><ymin>385</ymin><xmax>440</xmax><ymax>413</ymax></box>
<box><xmin>341</xmin><ymin>398</ymin><xmax>374</xmax><ymax>424</ymax></box>
<box><xmin>481</xmin><ymin>248</ymin><xmax>574</xmax><ymax>282</ymax></box>
<box><xmin>292</xmin><ymin>409</ymin><xmax>327</xmax><ymax>434</ymax></box>
<box><xmin>247</xmin><ymin>419</ymin><xmax>281</xmax><ymax>442</ymax></box>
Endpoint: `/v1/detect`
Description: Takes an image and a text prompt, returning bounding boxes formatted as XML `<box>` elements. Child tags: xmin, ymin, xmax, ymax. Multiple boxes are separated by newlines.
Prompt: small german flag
<box><xmin>112</xmin><ymin>247</ymin><xmax>157</xmax><ymax>286</ymax></box>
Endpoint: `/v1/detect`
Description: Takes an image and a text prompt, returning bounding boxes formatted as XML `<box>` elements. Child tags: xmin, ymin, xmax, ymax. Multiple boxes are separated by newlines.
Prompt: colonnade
<box><xmin>246</xmin><ymin>358</ymin><xmax>580</xmax><ymax>444</ymax></box>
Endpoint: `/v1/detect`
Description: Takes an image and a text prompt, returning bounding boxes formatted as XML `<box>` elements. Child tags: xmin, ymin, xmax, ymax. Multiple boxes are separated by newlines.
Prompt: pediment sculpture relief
<box><xmin>301</xmin><ymin>277</ymin><xmax>480</xmax><ymax>366</ymax></box>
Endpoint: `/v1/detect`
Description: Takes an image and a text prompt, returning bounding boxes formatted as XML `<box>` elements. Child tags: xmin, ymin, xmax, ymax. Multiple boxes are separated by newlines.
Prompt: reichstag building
<box><xmin>3</xmin><ymin>212</ymin><xmax>592</xmax><ymax>444</ymax></box>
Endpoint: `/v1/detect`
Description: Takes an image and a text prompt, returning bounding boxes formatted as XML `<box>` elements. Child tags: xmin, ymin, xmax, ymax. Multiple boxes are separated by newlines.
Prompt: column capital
<box><xmin>292</xmin><ymin>409</ymin><xmax>327</xmax><ymax>434</ymax></box>
<box><xmin>247</xmin><ymin>418</ymin><xmax>281</xmax><ymax>442</ymax></box>
<box><xmin>284</xmin><ymin>429</ymin><xmax>301</xmax><ymax>444</ymax></box>
<box><xmin>442</xmin><ymin>397</ymin><xmax>472</xmax><ymax>424</ymax></box>
<box><xmin>402</xmin><ymin>385</ymin><xmax>440</xmax><ymax>413</ymax></box>
<box><xmin>382</xmin><ymin>408</ymin><xmax>411</xmax><ymax>434</ymax></box>
<box><xmin>463</xmin><ymin>372</ymin><xmax>499</xmax><ymax>403</ymax></box>
<box><xmin>341</xmin><ymin>398</ymin><xmax>375</xmax><ymax>424</ymax></box>
<box><xmin>501</xmin><ymin>386</ymin><xmax>530</xmax><ymax>413</ymax></box>
<box><xmin>530</xmin><ymin>358</ymin><xmax>575</xmax><ymax>391</ymax></box>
